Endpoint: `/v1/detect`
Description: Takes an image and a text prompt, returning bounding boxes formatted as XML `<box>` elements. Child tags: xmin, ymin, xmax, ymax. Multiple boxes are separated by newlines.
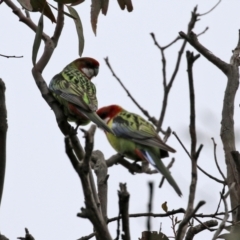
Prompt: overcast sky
<box><xmin>1</xmin><ymin>1</ymin><xmax>240</xmax><ymax>239</ymax></box>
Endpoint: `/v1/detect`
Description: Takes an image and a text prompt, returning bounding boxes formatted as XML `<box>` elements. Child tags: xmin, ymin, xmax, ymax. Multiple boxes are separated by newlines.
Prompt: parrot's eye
<box><xmin>99</xmin><ymin>111</ymin><xmax>108</xmax><ymax>119</ymax></box>
<box><xmin>86</xmin><ymin>61</ymin><xmax>95</xmax><ymax>68</ymax></box>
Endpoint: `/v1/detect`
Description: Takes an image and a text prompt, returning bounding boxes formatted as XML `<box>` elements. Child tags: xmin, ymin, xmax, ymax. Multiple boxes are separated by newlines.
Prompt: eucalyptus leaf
<box><xmin>101</xmin><ymin>0</ymin><xmax>109</xmax><ymax>15</ymax></box>
<box><xmin>32</xmin><ymin>12</ymin><xmax>44</xmax><ymax>66</ymax></box>
<box><xmin>17</xmin><ymin>0</ymin><xmax>33</xmax><ymax>11</ymax></box>
<box><xmin>67</xmin><ymin>6</ymin><xmax>84</xmax><ymax>56</ymax></box>
<box><xmin>91</xmin><ymin>0</ymin><xmax>101</xmax><ymax>35</ymax></box>
<box><xmin>17</xmin><ymin>0</ymin><xmax>56</xmax><ymax>22</ymax></box>
<box><xmin>54</xmin><ymin>0</ymin><xmax>82</xmax><ymax>4</ymax></box>
<box><xmin>48</xmin><ymin>2</ymin><xmax>76</xmax><ymax>19</ymax></box>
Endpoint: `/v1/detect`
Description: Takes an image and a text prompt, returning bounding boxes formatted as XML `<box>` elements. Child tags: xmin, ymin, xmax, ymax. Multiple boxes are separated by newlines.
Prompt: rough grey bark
<box><xmin>179</xmin><ymin>30</ymin><xmax>240</xmax><ymax>238</ymax></box>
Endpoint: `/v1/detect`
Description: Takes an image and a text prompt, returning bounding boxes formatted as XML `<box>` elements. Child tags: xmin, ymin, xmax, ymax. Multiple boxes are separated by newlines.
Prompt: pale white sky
<box><xmin>1</xmin><ymin>1</ymin><xmax>240</xmax><ymax>239</ymax></box>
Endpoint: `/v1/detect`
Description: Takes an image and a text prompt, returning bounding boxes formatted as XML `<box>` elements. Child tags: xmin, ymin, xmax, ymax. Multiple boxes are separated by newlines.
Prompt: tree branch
<box><xmin>106</xmin><ymin>154</ymin><xmax>157</xmax><ymax>174</ymax></box>
<box><xmin>108</xmin><ymin>208</ymin><xmax>186</xmax><ymax>223</ymax></box>
<box><xmin>0</xmin><ymin>54</ymin><xmax>23</xmax><ymax>58</ymax></box>
<box><xmin>219</xmin><ymin>30</ymin><xmax>240</xmax><ymax>225</ymax></box>
<box><xmin>176</xmin><ymin>51</ymin><xmax>200</xmax><ymax>240</ymax></box>
<box><xmin>72</xmin><ymin>126</ymin><xmax>112</xmax><ymax>240</ymax></box>
<box><xmin>3</xmin><ymin>0</ymin><xmax>48</xmax><ymax>41</ymax></box>
<box><xmin>176</xmin><ymin>201</ymin><xmax>205</xmax><ymax>240</ymax></box>
<box><xmin>118</xmin><ymin>183</ymin><xmax>131</xmax><ymax>240</ymax></box>
<box><xmin>185</xmin><ymin>220</ymin><xmax>218</xmax><ymax>240</ymax></box>
<box><xmin>92</xmin><ymin>150</ymin><xmax>109</xmax><ymax>222</ymax></box>
<box><xmin>17</xmin><ymin>228</ymin><xmax>35</xmax><ymax>240</ymax></box>
<box><xmin>179</xmin><ymin>31</ymin><xmax>229</xmax><ymax>74</ymax></box>
<box><xmin>0</xmin><ymin>79</ymin><xmax>7</xmax><ymax>209</ymax></box>
<box><xmin>212</xmin><ymin>138</ymin><xmax>227</xmax><ymax>182</ymax></box>
<box><xmin>104</xmin><ymin>57</ymin><xmax>158</xmax><ymax>126</ymax></box>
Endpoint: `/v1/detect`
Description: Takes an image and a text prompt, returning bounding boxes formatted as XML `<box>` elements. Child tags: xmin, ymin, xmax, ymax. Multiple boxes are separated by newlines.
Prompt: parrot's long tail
<box><xmin>83</xmin><ymin>111</ymin><xmax>115</xmax><ymax>135</ymax></box>
<box><xmin>140</xmin><ymin>149</ymin><xmax>182</xmax><ymax>197</ymax></box>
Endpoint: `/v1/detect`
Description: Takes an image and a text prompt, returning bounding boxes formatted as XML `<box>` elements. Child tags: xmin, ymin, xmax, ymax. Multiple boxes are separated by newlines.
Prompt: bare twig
<box><xmin>77</xmin><ymin>232</ymin><xmax>96</xmax><ymax>240</ymax></box>
<box><xmin>176</xmin><ymin>51</ymin><xmax>200</xmax><ymax>240</ymax></box>
<box><xmin>199</xmin><ymin>0</ymin><xmax>222</xmax><ymax>16</ymax></box>
<box><xmin>106</xmin><ymin>154</ymin><xmax>158</xmax><ymax>174</ymax></box>
<box><xmin>211</xmin><ymin>138</ymin><xmax>227</xmax><ymax>181</ymax></box>
<box><xmin>214</xmin><ymin>185</ymin><xmax>225</xmax><ymax>215</ymax></box>
<box><xmin>108</xmin><ymin>208</ymin><xmax>186</xmax><ymax>223</ymax></box>
<box><xmin>3</xmin><ymin>0</ymin><xmax>48</xmax><ymax>41</ymax></box>
<box><xmin>173</xmin><ymin>131</ymin><xmax>226</xmax><ymax>184</ymax></box>
<box><xmin>197</xmin><ymin>164</ymin><xmax>225</xmax><ymax>184</ymax></box>
<box><xmin>172</xmin><ymin>131</ymin><xmax>191</xmax><ymax>158</ymax></box>
<box><xmin>197</xmin><ymin>27</ymin><xmax>209</xmax><ymax>37</ymax></box>
<box><xmin>154</xmin><ymin>7</ymin><xmax>200</xmax><ymax>132</ymax></box>
<box><xmin>0</xmin><ymin>79</ymin><xmax>7</xmax><ymax>209</ymax></box>
<box><xmin>185</xmin><ymin>220</ymin><xmax>218</xmax><ymax>240</ymax></box>
<box><xmin>104</xmin><ymin>57</ymin><xmax>158</xmax><ymax>126</ymax></box>
<box><xmin>107</xmin><ymin>204</ymin><xmax>240</xmax><ymax>224</ymax></box>
<box><xmin>17</xmin><ymin>228</ymin><xmax>35</xmax><ymax>240</ymax></box>
<box><xmin>212</xmin><ymin>185</ymin><xmax>232</xmax><ymax>240</ymax></box>
<box><xmin>0</xmin><ymin>54</ymin><xmax>23</xmax><ymax>58</ymax></box>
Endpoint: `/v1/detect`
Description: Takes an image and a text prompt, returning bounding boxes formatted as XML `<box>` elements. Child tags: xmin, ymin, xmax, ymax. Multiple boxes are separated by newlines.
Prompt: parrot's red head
<box><xmin>97</xmin><ymin>105</ymin><xmax>123</xmax><ymax>123</ymax></box>
<box><xmin>72</xmin><ymin>57</ymin><xmax>99</xmax><ymax>80</ymax></box>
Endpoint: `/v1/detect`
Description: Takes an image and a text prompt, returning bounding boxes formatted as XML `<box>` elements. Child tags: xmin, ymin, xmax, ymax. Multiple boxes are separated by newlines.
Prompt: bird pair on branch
<box><xmin>49</xmin><ymin>57</ymin><xmax>182</xmax><ymax>196</ymax></box>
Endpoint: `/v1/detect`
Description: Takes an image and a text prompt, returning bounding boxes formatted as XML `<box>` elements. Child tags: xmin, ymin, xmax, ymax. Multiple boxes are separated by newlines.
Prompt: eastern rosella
<box><xmin>97</xmin><ymin>104</ymin><xmax>182</xmax><ymax>196</ymax></box>
<box><xmin>49</xmin><ymin>57</ymin><xmax>113</xmax><ymax>133</ymax></box>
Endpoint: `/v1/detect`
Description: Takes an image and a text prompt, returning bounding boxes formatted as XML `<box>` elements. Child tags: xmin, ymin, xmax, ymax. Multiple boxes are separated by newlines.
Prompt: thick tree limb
<box><xmin>219</xmin><ymin>31</ymin><xmax>240</xmax><ymax>225</ymax></box>
<box><xmin>0</xmin><ymin>79</ymin><xmax>7</xmax><ymax>209</ymax></box>
<box><xmin>179</xmin><ymin>29</ymin><xmax>240</xmax><ymax>227</ymax></box>
<box><xmin>92</xmin><ymin>150</ymin><xmax>109</xmax><ymax>221</ymax></box>
<box><xmin>68</xmin><ymin>126</ymin><xmax>112</xmax><ymax>240</ymax></box>
<box><xmin>185</xmin><ymin>220</ymin><xmax>218</xmax><ymax>240</ymax></box>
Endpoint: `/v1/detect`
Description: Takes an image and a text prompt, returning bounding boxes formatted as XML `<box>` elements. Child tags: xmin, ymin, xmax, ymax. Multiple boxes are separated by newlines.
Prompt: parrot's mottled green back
<box><xmin>97</xmin><ymin>105</ymin><xmax>182</xmax><ymax>196</ymax></box>
<box><xmin>49</xmin><ymin>58</ymin><xmax>115</xmax><ymax>134</ymax></box>
<box><xmin>49</xmin><ymin>63</ymin><xmax>97</xmax><ymax>124</ymax></box>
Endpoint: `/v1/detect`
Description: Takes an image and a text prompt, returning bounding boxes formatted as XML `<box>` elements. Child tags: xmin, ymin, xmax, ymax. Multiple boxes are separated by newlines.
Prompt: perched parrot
<box><xmin>49</xmin><ymin>57</ymin><xmax>113</xmax><ymax>133</ymax></box>
<box><xmin>97</xmin><ymin>104</ymin><xmax>182</xmax><ymax>196</ymax></box>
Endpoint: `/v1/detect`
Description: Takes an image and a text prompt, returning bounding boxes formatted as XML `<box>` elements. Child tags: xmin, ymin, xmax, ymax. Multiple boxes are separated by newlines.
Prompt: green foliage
<box><xmin>67</xmin><ymin>6</ymin><xmax>84</xmax><ymax>56</ymax></box>
<box><xmin>17</xmin><ymin>0</ymin><xmax>56</xmax><ymax>22</ymax></box>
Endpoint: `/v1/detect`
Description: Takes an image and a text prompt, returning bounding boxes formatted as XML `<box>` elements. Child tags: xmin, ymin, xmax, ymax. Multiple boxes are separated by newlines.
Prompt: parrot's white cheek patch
<box><xmin>105</xmin><ymin>117</ymin><xmax>110</xmax><ymax>124</ymax></box>
<box><xmin>82</xmin><ymin>68</ymin><xmax>94</xmax><ymax>79</ymax></box>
